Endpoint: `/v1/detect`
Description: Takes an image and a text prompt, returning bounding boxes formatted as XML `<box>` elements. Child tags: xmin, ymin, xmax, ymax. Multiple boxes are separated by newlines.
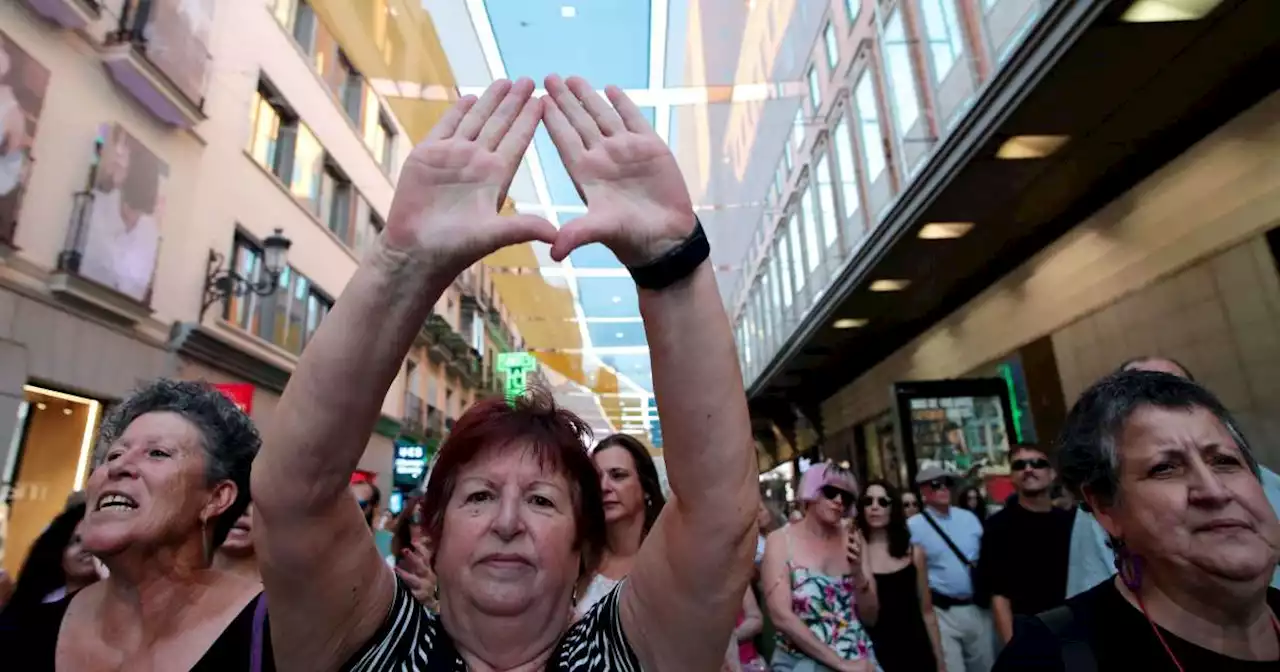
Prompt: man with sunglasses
<box><xmin>976</xmin><ymin>447</ymin><xmax>1074</xmax><ymax>647</ymax></box>
<box><xmin>907</xmin><ymin>466</ymin><xmax>992</xmax><ymax>672</ymax></box>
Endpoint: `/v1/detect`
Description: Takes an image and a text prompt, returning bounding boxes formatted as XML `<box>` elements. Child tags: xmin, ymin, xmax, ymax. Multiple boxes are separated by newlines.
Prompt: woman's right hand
<box><xmin>381</xmin><ymin>78</ymin><xmax>556</xmax><ymax>279</ymax></box>
<box><xmin>394</xmin><ymin>538</ymin><xmax>437</xmax><ymax>608</ymax></box>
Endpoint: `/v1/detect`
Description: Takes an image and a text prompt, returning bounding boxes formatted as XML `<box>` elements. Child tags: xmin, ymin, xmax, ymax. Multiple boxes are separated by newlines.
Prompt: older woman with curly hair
<box><xmin>997</xmin><ymin>370</ymin><xmax>1280</xmax><ymax>670</ymax></box>
<box><xmin>0</xmin><ymin>379</ymin><xmax>271</xmax><ymax>670</ymax></box>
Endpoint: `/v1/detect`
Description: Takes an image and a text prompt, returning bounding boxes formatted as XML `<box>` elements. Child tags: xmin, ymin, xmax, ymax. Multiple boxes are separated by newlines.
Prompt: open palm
<box><xmin>383</xmin><ymin>78</ymin><xmax>556</xmax><ymax>277</ymax></box>
<box><xmin>542</xmin><ymin>75</ymin><xmax>695</xmax><ymax>266</ymax></box>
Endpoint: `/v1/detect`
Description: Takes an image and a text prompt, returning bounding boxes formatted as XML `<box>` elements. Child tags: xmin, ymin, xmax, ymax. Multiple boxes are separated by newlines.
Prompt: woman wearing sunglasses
<box><xmin>761</xmin><ymin>463</ymin><xmax>879</xmax><ymax>671</ymax></box>
<box><xmin>856</xmin><ymin>480</ymin><xmax>945</xmax><ymax>671</ymax></box>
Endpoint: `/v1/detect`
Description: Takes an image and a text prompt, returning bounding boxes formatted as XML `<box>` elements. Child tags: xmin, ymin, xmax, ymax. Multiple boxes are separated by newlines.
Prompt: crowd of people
<box><xmin>0</xmin><ymin>76</ymin><xmax>1276</xmax><ymax>671</ymax></box>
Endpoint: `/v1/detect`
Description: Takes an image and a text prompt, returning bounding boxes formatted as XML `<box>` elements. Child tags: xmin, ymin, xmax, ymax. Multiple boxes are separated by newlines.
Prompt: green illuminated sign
<box><xmin>997</xmin><ymin>362</ymin><xmax>1024</xmax><ymax>444</ymax></box>
<box><xmin>496</xmin><ymin>352</ymin><xmax>538</xmax><ymax>402</ymax></box>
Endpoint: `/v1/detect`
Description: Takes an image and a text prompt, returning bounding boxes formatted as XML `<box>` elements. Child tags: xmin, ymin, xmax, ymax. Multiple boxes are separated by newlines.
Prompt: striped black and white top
<box><xmin>345</xmin><ymin>579</ymin><xmax>642</xmax><ymax>671</ymax></box>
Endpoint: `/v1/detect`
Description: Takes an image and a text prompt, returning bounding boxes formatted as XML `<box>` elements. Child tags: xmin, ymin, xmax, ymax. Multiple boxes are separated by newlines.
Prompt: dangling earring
<box><xmin>200</xmin><ymin>517</ymin><xmax>211</xmax><ymax>564</ymax></box>
<box><xmin>1114</xmin><ymin>539</ymin><xmax>1143</xmax><ymax>591</ymax></box>
<box><xmin>571</xmin><ymin>582</ymin><xmax>579</xmax><ymax>607</ymax></box>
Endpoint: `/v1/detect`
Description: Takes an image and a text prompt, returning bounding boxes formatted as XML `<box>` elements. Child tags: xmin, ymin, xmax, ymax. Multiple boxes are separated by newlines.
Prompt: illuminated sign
<box><xmin>496</xmin><ymin>352</ymin><xmax>538</xmax><ymax>402</ymax></box>
<box><xmin>393</xmin><ymin>440</ymin><xmax>428</xmax><ymax>489</ymax></box>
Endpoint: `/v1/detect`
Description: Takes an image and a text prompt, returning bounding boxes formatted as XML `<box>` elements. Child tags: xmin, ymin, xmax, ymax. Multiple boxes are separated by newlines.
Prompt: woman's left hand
<box><xmin>540</xmin><ymin>75</ymin><xmax>696</xmax><ymax>267</ymax></box>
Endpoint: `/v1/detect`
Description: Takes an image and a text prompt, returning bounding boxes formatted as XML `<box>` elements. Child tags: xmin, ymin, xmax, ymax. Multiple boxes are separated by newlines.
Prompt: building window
<box><xmin>855</xmin><ymin>70</ymin><xmax>888</xmax><ymax>183</ymax></box>
<box><xmin>769</xmin><ymin>254</ymin><xmax>784</xmax><ymax>323</ymax></box>
<box><xmin>792</xmin><ymin>107</ymin><xmax>806</xmax><ymax>155</ymax></box>
<box><xmin>227</xmin><ymin>236</ymin><xmax>331</xmax><ymax>354</ymax></box>
<box><xmin>807</xmin><ymin>65</ymin><xmax>821</xmax><ymax>111</ymax></box>
<box><xmin>800</xmin><ymin>184</ymin><xmax>821</xmax><ymax>274</ymax></box>
<box><xmin>338</xmin><ymin>51</ymin><xmax>364</xmax><ymax>124</ymax></box>
<box><xmin>291</xmin><ymin>0</ymin><xmax>317</xmax><ymax>54</ymax></box>
<box><xmin>882</xmin><ymin>10</ymin><xmax>922</xmax><ymax>135</ymax></box>
<box><xmin>833</xmin><ymin>118</ymin><xmax>862</xmax><ymax>222</ymax></box>
<box><xmin>784</xmin><ymin>139</ymin><xmax>793</xmax><ymax>172</ymax></box>
<box><xmin>355</xmin><ymin>198</ymin><xmax>384</xmax><ymax>256</ymax></box>
<box><xmin>271</xmin><ymin>0</ymin><xmax>297</xmax><ymax>31</ymax></box>
<box><xmin>788</xmin><ymin>211</ymin><xmax>806</xmax><ymax>292</ymax></box>
<box><xmin>920</xmin><ymin>0</ymin><xmax>967</xmax><ymax>84</ymax></box>
<box><xmin>815</xmin><ymin>153</ymin><xmax>840</xmax><ymax>249</ymax></box>
<box><xmin>823</xmin><ymin>23</ymin><xmax>839</xmax><ymax>71</ymax></box>
<box><xmin>845</xmin><ymin>0</ymin><xmax>860</xmax><ymax>25</ymax></box>
<box><xmin>319</xmin><ymin>163</ymin><xmax>353</xmax><ymax>243</ymax></box>
<box><xmin>248</xmin><ymin>80</ymin><xmax>297</xmax><ymax>183</ymax></box>
<box><xmin>290</xmin><ymin>124</ymin><xmax>325</xmax><ymax>215</ymax></box>
<box><xmin>776</xmin><ymin>235</ymin><xmax>792</xmax><ymax>308</ymax></box>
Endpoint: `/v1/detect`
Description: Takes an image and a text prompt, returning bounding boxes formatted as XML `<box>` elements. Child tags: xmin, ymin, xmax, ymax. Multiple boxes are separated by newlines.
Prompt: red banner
<box><xmin>214</xmin><ymin>383</ymin><xmax>254</xmax><ymax>415</ymax></box>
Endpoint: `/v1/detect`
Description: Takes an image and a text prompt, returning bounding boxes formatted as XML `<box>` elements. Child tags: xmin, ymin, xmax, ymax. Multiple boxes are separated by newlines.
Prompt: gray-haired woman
<box><xmin>0</xmin><ymin>380</ymin><xmax>273</xmax><ymax>671</ymax></box>
<box><xmin>996</xmin><ymin>370</ymin><xmax>1280</xmax><ymax>670</ymax></box>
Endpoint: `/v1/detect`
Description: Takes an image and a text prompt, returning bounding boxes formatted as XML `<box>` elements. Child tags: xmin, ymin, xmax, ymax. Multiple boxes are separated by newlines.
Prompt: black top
<box><xmin>995</xmin><ymin>579</ymin><xmax>1280</xmax><ymax>671</ymax></box>
<box><xmin>866</xmin><ymin>563</ymin><xmax>936</xmax><ymax>672</ymax></box>
<box><xmin>0</xmin><ymin>591</ymin><xmax>272</xmax><ymax>671</ymax></box>
<box><xmin>978</xmin><ymin>503</ymin><xmax>1074</xmax><ymax>616</ymax></box>
<box><xmin>345</xmin><ymin>577</ymin><xmax>641</xmax><ymax>671</ymax></box>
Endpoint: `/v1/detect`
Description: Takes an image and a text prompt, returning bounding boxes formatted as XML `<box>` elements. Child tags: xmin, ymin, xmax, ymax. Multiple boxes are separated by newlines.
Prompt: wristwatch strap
<box><xmin>626</xmin><ymin>217</ymin><xmax>710</xmax><ymax>291</ymax></box>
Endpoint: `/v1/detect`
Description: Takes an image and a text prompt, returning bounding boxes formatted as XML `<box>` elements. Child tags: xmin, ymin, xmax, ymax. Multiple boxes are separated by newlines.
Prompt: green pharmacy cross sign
<box><xmin>496</xmin><ymin>352</ymin><xmax>538</xmax><ymax>403</ymax></box>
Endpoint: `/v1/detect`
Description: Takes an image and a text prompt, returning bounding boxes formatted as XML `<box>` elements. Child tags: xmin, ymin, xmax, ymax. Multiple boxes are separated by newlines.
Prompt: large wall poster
<box><xmin>142</xmin><ymin>0</ymin><xmax>216</xmax><ymax>105</ymax></box>
<box><xmin>0</xmin><ymin>31</ymin><xmax>52</xmax><ymax>243</ymax></box>
<box><xmin>80</xmin><ymin>123</ymin><xmax>169</xmax><ymax>303</ymax></box>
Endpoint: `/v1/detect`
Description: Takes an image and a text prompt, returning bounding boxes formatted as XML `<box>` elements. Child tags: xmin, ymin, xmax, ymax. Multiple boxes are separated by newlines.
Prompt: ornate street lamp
<box><xmin>201</xmin><ymin>228</ymin><xmax>292</xmax><ymax>320</ymax></box>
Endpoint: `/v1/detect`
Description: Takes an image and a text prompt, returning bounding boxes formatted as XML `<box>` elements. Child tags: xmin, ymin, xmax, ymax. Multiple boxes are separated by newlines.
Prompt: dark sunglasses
<box><xmin>357</xmin><ymin>498</ymin><xmax>372</xmax><ymax>510</ymax></box>
<box><xmin>860</xmin><ymin>495</ymin><xmax>892</xmax><ymax>508</ymax></box>
<box><xmin>902</xmin><ymin>499</ymin><xmax>920</xmax><ymax>508</ymax></box>
<box><xmin>1012</xmin><ymin>458</ymin><xmax>1051</xmax><ymax>471</ymax></box>
<box><xmin>820</xmin><ymin>485</ymin><xmax>855</xmax><ymax>508</ymax></box>
<box><xmin>925</xmin><ymin>478</ymin><xmax>953</xmax><ymax>491</ymax></box>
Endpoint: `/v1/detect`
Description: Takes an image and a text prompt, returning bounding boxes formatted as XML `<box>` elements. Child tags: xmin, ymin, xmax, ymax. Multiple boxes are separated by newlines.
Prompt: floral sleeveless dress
<box><xmin>772</xmin><ymin>527</ymin><xmax>877</xmax><ymax>670</ymax></box>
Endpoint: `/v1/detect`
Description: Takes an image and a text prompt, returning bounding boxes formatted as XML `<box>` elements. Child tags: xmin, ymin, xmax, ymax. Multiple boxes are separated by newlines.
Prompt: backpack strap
<box><xmin>1036</xmin><ymin>604</ymin><xmax>1097</xmax><ymax>672</ymax></box>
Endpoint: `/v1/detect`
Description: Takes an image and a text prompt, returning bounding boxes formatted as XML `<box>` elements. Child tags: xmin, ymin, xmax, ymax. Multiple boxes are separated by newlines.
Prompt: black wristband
<box><xmin>626</xmin><ymin>217</ymin><xmax>710</xmax><ymax>290</ymax></box>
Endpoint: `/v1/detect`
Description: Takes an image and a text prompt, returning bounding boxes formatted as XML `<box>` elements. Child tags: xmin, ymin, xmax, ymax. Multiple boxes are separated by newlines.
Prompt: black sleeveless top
<box><xmin>866</xmin><ymin>563</ymin><xmax>936</xmax><ymax>672</ymax></box>
<box><xmin>0</xmin><ymin>591</ymin><xmax>273</xmax><ymax>671</ymax></box>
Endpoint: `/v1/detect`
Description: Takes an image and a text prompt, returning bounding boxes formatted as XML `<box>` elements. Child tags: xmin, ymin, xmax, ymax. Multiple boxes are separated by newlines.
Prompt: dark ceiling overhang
<box><xmin>748</xmin><ymin>0</ymin><xmax>1280</xmax><ymax>419</ymax></box>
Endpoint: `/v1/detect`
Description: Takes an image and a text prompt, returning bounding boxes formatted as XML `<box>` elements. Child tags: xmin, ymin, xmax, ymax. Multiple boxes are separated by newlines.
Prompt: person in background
<box><xmin>1067</xmin><ymin>355</ymin><xmax>1280</xmax><ymax>597</ymax></box>
<box><xmin>0</xmin><ymin>379</ymin><xmax>270</xmax><ymax>670</ymax></box>
<box><xmin>858</xmin><ymin>479</ymin><xmax>946</xmax><ymax>671</ymax></box>
<box><xmin>213</xmin><ymin>506</ymin><xmax>259</xmax><ymax>584</ymax></box>
<box><xmin>762</xmin><ymin>462</ymin><xmax>878</xmax><ymax>671</ymax></box>
<box><xmin>756</xmin><ymin>501</ymin><xmax>785</xmax><ymax>570</ymax></box>
<box><xmin>909</xmin><ymin>466</ymin><xmax>993</xmax><ymax>672</ymax></box>
<box><xmin>978</xmin><ymin>447</ymin><xmax>1074</xmax><ymax>646</ymax></box>
<box><xmin>575</xmin><ymin>433</ymin><xmax>667</xmax><ymax>618</ymax></box>
<box><xmin>0</xmin><ymin>500</ymin><xmax>97</xmax><ymax>625</ymax></box>
<box><xmin>957</xmin><ymin>486</ymin><xmax>989</xmax><ymax>526</ymax></box>
<box><xmin>724</xmin><ymin>586</ymin><xmax>767</xmax><ymax>672</ymax></box>
<box><xmin>902</xmin><ymin>490</ymin><xmax>922</xmax><ymax>518</ymax></box>
<box><xmin>996</xmin><ymin>370</ymin><xmax>1280</xmax><ymax>669</ymax></box>
<box><xmin>350</xmin><ymin>475</ymin><xmax>381</xmax><ymax>528</ymax></box>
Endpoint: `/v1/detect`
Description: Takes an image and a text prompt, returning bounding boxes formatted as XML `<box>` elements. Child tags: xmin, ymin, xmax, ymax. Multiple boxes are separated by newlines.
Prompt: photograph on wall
<box><xmin>893</xmin><ymin>379</ymin><xmax>1017</xmax><ymax>485</ymax></box>
<box><xmin>0</xmin><ymin>30</ymin><xmax>52</xmax><ymax>243</ymax></box>
<box><xmin>80</xmin><ymin>123</ymin><xmax>169</xmax><ymax>303</ymax></box>
<box><xmin>142</xmin><ymin>0</ymin><xmax>216</xmax><ymax>104</ymax></box>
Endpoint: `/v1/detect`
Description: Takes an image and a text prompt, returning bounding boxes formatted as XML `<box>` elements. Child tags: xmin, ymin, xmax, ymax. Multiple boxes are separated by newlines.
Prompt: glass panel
<box><xmin>228</xmin><ymin>241</ymin><xmax>261</xmax><ymax>328</ymax></box>
<box><xmin>845</xmin><ymin>0</ymin><xmax>860</xmax><ymax>23</ymax></box>
<box><xmin>290</xmin><ymin>124</ymin><xmax>324</xmax><ymax>215</ymax></box>
<box><xmin>801</xmin><ymin>185</ymin><xmax>821</xmax><ymax>274</ymax></box>
<box><xmin>882</xmin><ymin>11</ymin><xmax>922</xmax><ymax>135</ymax></box>
<box><xmin>920</xmin><ymin>0</ymin><xmax>967</xmax><ymax>84</ymax></box>
<box><xmin>807</xmin><ymin>65</ymin><xmax>821</xmax><ymax>111</ymax></box>
<box><xmin>788</xmin><ymin>211</ymin><xmax>806</xmax><ymax>291</ymax></box>
<box><xmin>824</xmin><ymin>23</ymin><xmax>839</xmax><ymax>70</ymax></box>
<box><xmin>292</xmin><ymin>0</ymin><xmax>316</xmax><ymax>53</ymax></box>
<box><xmin>769</xmin><ymin>254</ymin><xmax>783</xmax><ymax>325</ymax></box>
<box><xmin>285</xmin><ymin>274</ymin><xmax>309</xmax><ymax>353</ymax></box>
<box><xmin>816</xmin><ymin>154</ymin><xmax>839</xmax><ymax>249</ymax></box>
<box><xmin>256</xmin><ymin>266</ymin><xmax>288</xmax><ymax>343</ymax></box>
<box><xmin>833</xmin><ymin>118</ymin><xmax>861</xmax><ymax>221</ymax></box>
<box><xmin>271</xmin><ymin>0</ymin><xmax>297</xmax><ymax>30</ymax></box>
<box><xmin>777</xmin><ymin>236</ymin><xmax>792</xmax><ymax>308</ymax></box>
<box><xmin>760</xmin><ymin>270</ymin><xmax>773</xmax><ymax>352</ymax></box>
<box><xmin>248</xmin><ymin>92</ymin><xmax>280</xmax><ymax>171</ymax></box>
<box><xmin>855</xmin><ymin>70</ymin><xmax>888</xmax><ymax>182</ymax></box>
<box><xmin>792</xmin><ymin>107</ymin><xmax>806</xmax><ymax>156</ymax></box>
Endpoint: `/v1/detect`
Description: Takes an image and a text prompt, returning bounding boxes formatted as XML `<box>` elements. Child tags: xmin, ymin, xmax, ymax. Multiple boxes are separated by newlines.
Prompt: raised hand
<box><xmin>383</xmin><ymin>78</ymin><xmax>557</xmax><ymax>277</ymax></box>
<box><xmin>395</xmin><ymin>538</ymin><xmax>438</xmax><ymax>608</ymax></box>
<box><xmin>540</xmin><ymin>75</ymin><xmax>695</xmax><ymax>266</ymax></box>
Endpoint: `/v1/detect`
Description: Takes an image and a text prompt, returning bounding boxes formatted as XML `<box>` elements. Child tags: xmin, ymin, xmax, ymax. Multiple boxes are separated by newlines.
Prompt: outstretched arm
<box><xmin>541</xmin><ymin>74</ymin><xmax>759</xmax><ymax>672</ymax></box>
<box><xmin>251</xmin><ymin>79</ymin><xmax>556</xmax><ymax>672</ymax></box>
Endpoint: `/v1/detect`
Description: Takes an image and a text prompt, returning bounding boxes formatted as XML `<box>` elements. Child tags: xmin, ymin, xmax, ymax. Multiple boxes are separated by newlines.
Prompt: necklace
<box><xmin>1136</xmin><ymin>591</ymin><xmax>1280</xmax><ymax>672</ymax></box>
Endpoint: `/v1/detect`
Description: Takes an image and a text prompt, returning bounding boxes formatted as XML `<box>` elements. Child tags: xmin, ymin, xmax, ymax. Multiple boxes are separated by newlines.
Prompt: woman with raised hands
<box><xmin>251</xmin><ymin>75</ymin><xmax>759</xmax><ymax>671</ymax></box>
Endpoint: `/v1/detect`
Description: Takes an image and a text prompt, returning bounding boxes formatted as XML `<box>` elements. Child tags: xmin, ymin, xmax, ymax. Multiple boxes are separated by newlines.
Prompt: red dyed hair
<box><xmin>419</xmin><ymin>387</ymin><xmax>606</xmax><ymax>574</ymax></box>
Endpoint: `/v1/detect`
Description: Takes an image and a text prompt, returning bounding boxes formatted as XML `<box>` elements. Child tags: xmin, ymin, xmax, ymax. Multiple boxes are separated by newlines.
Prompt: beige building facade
<box><xmin>0</xmin><ymin>0</ymin><xmax>516</xmax><ymax>574</ymax></box>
